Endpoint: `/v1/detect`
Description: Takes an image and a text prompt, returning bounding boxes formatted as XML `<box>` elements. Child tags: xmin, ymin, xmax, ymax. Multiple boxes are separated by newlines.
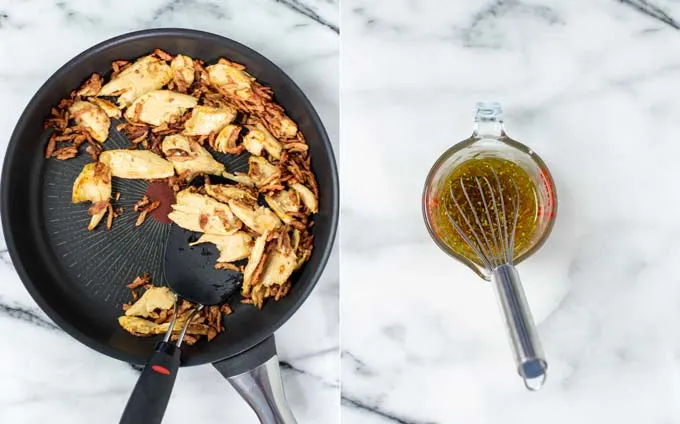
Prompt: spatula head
<box><xmin>163</xmin><ymin>223</ymin><xmax>242</xmax><ymax>305</ymax></box>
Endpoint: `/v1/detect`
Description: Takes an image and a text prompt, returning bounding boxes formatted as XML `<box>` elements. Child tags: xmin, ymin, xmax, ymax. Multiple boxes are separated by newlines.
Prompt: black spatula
<box><xmin>119</xmin><ymin>223</ymin><xmax>242</xmax><ymax>424</ymax></box>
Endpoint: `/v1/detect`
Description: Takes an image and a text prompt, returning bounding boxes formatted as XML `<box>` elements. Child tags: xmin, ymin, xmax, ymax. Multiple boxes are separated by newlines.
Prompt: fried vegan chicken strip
<box><xmin>98</xmin><ymin>55</ymin><xmax>172</xmax><ymax>106</ymax></box>
<box><xmin>118</xmin><ymin>316</ymin><xmax>159</xmax><ymax>336</ymax></box>
<box><xmin>260</xmin><ymin>246</ymin><xmax>298</xmax><ymax>288</ymax></box>
<box><xmin>168</xmin><ymin>188</ymin><xmax>241</xmax><ymax>235</ymax></box>
<box><xmin>242</xmin><ymin>120</ymin><xmax>282</xmax><ymax>159</ymax></box>
<box><xmin>290</xmin><ymin>183</ymin><xmax>318</xmax><ymax>214</ymax></box>
<box><xmin>204</xmin><ymin>184</ymin><xmax>258</xmax><ymax>203</ymax></box>
<box><xmin>170</xmin><ymin>54</ymin><xmax>195</xmax><ymax>92</ymax></box>
<box><xmin>264</xmin><ymin>190</ymin><xmax>300</xmax><ymax>224</ymax></box>
<box><xmin>72</xmin><ymin>162</ymin><xmax>112</xmax><ymax>230</ymax></box>
<box><xmin>206</xmin><ymin>61</ymin><xmax>254</xmax><ymax>100</ymax></box>
<box><xmin>68</xmin><ymin>100</ymin><xmax>110</xmax><ymax>142</ymax></box>
<box><xmin>125</xmin><ymin>286</ymin><xmax>175</xmax><ymax>318</ymax></box>
<box><xmin>248</xmin><ymin>156</ymin><xmax>281</xmax><ymax>188</ymax></box>
<box><xmin>89</xmin><ymin>98</ymin><xmax>122</xmax><ymax>119</ymax></box>
<box><xmin>182</xmin><ymin>105</ymin><xmax>237</xmax><ymax>136</ymax></box>
<box><xmin>161</xmin><ymin>134</ymin><xmax>225</xmax><ymax>176</ymax></box>
<box><xmin>189</xmin><ymin>232</ymin><xmax>253</xmax><ymax>263</ymax></box>
<box><xmin>211</xmin><ymin>124</ymin><xmax>242</xmax><ymax>154</ymax></box>
<box><xmin>227</xmin><ymin>199</ymin><xmax>281</xmax><ymax>235</ymax></box>
<box><xmin>125</xmin><ymin>90</ymin><xmax>197</xmax><ymax>126</ymax></box>
<box><xmin>222</xmin><ymin>171</ymin><xmax>255</xmax><ymax>187</ymax></box>
<box><xmin>242</xmin><ymin>231</ymin><xmax>268</xmax><ymax>297</ymax></box>
<box><xmin>99</xmin><ymin>149</ymin><xmax>175</xmax><ymax>179</ymax></box>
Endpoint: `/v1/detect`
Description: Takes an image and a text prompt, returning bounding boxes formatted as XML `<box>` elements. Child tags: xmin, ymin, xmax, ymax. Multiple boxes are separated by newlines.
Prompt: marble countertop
<box><xmin>0</xmin><ymin>0</ymin><xmax>338</xmax><ymax>423</ymax></box>
<box><xmin>341</xmin><ymin>0</ymin><xmax>680</xmax><ymax>423</ymax></box>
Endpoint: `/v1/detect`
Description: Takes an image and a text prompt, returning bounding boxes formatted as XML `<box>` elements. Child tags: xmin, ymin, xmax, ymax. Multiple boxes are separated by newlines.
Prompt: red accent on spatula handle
<box><xmin>119</xmin><ymin>342</ymin><xmax>182</xmax><ymax>424</ymax></box>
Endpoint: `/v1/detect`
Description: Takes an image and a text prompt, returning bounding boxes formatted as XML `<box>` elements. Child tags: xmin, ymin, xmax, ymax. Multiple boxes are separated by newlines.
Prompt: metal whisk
<box><xmin>446</xmin><ymin>168</ymin><xmax>547</xmax><ymax>391</ymax></box>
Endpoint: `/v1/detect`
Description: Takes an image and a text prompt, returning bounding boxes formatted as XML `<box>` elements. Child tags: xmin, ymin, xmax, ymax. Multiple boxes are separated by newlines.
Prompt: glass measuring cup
<box><xmin>422</xmin><ymin>102</ymin><xmax>557</xmax><ymax>390</ymax></box>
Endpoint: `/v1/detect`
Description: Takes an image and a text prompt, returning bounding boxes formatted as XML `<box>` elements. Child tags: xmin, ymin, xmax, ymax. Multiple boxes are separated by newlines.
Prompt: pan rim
<box><xmin>0</xmin><ymin>28</ymin><xmax>339</xmax><ymax>366</ymax></box>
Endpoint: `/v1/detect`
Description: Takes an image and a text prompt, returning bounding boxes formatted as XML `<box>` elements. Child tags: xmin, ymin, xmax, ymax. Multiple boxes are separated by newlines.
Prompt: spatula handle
<box><xmin>492</xmin><ymin>264</ymin><xmax>547</xmax><ymax>391</ymax></box>
<box><xmin>119</xmin><ymin>342</ymin><xmax>181</xmax><ymax>424</ymax></box>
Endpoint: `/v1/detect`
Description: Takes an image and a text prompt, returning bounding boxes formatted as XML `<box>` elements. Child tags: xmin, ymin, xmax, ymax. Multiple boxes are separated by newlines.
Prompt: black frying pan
<box><xmin>1</xmin><ymin>29</ymin><xmax>338</xmax><ymax>423</ymax></box>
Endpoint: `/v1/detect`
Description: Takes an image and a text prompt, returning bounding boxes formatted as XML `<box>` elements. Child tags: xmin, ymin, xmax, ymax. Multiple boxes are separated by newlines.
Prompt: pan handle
<box><xmin>213</xmin><ymin>336</ymin><xmax>297</xmax><ymax>424</ymax></box>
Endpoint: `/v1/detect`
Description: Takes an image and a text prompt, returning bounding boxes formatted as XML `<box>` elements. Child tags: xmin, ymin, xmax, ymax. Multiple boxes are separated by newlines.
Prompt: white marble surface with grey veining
<box><xmin>341</xmin><ymin>0</ymin><xmax>680</xmax><ymax>423</ymax></box>
<box><xmin>0</xmin><ymin>0</ymin><xmax>338</xmax><ymax>423</ymax></box>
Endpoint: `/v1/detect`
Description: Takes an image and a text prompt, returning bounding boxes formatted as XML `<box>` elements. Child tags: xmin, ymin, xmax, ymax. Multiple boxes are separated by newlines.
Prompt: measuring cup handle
<box><xmin>213</xmin><ymin>336</ymin><xmax>297</xmax><ymax>424</ymax></box>
<box><xmin>492</xmin><ymin>264</ymin><xmax>547</xmax><ymax>391</ymax></box>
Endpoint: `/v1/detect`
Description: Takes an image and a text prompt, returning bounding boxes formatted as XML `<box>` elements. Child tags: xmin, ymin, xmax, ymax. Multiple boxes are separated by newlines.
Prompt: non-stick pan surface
<box><xmin>1</xmin><ymin>29</ymin><xmax>338</xmax><ymax>366</ymax></box>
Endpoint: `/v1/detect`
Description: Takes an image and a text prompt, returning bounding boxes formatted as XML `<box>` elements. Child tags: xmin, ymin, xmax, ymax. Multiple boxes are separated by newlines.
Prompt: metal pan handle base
<box><xmin>213</xmin><ymin>337</ymin><xmax>297</xmax><ymax>424</ymax></box>
<box><xmin>228</xmin><ymin>356</ymin><xmax>296</xmax><ymax>424</ymax></box>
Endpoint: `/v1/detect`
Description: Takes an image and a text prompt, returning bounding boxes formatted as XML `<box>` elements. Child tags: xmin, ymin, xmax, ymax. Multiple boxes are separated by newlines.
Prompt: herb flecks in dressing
<box><xmin>436</xmin><ymin>157</ymin><xmax>539</xmax><ymax>266</ymax></box>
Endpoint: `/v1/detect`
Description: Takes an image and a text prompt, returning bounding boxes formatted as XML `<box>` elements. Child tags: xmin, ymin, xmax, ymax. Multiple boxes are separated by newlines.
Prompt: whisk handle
<box><xmin>491</xmin><ymin>264</ymin><xmax>547</xmax><ymax>391</ymax></box>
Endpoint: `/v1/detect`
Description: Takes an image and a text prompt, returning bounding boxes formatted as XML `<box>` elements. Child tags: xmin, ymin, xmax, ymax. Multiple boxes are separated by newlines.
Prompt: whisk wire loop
<box><xmin>446</xmin><ymin>166</ymin><xmax>521</xmax><ymax>270</ymax></box>
<box><xmin>447</xmin><ymin>184</ymin><xmax>492</xmax><ymax>269</ymax></box>
<box><xmin>490</xmin><ymin>169</ymin><xmax>509</xmax><ymax>264</ymax></box>
<box><xmin>445</xmin><ymin>208</ymin><xmax>491</xmax><ymax>269</ymax></box>
<box><xmin>476</xmin><ymin>177</ymin><xmax>499</xmax><ymax>267</ymax></box>
<box><xmin>460</xmin><ymin>178</ymin><xmax>496</xmax><ymax>266</ymax></box>
<box><xmin>509</xmin><ymin>180</ymin><xmax>521</xmax><ymax>264</ymax></box>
